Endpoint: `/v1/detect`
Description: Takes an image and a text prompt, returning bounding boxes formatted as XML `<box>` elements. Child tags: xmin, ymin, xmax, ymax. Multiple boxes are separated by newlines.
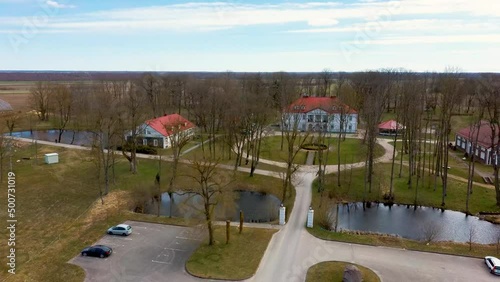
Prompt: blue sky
<box><xmin>0</xmin><ymin>0</ymin><xmax>499</xmax><ymax>72</ymax></box>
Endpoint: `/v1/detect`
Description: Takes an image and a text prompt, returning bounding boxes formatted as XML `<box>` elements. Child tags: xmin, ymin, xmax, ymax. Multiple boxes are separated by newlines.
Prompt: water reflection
<box><xmin>144</xmin><ymin>190</ymin><xmax>281</xmax><ymax>223</ymax></box>
<box><xmin>9</xmin><ymin>130</ymin><xmax>95</xmax><ymax>146</ymax></box>
<box><xmin>336</xmin><ymin>202</ymin><xmax>500</xmax><ymax>244</ymax></box>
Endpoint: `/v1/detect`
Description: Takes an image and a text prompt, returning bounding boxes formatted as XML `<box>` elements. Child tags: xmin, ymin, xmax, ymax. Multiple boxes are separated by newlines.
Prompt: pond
<box><xmin>9</xmin><ymin>130</ymin><xmax>96</xmax><ymax>146</ymax></box>
<box><xmin>144</xmin><ymin>190</ymin><xmax>281</xmax><ymax>223</ymax></box>
<box><xmin>335</xmin><ymin>202</ymin><xmax>500</xmax><ymax>244</ymax></box>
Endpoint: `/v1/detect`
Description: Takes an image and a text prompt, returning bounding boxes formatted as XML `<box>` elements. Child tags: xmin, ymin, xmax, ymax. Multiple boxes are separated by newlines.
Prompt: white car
<box><xmin>107</xmin><ymin>224</ymin><xmax>132</xmax><ymax>236</ymax></box>
<box><xmin>484</xmin><ymin>256</ymin><xmax>500</xmax><ymax>275</ymax></box>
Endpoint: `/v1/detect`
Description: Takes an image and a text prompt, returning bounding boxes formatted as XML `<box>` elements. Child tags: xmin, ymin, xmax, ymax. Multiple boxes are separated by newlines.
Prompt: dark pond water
<box><xmin>336</xmin><ymin>202</ymin><xmax>500</xmax><ymax>244</ymax></box>
<box><xmin>144</xmin><ymin>190</ymin><xmax>281</xmax><ymax>222</ymax></box>
<box><xmin>9</xmin><ymin>130</ymin><xmax>96</xmax><ymax>146</ymax></box>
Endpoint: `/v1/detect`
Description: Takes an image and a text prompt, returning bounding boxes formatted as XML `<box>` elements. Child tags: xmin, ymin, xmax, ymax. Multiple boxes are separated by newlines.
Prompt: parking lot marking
<box><xmin>164</xmin><ymin>247</ymin><xmax>187</xmax><ymax>252</ymax></box>
<box><xmin>152</xmin><ymin>260</ymin><xmax>171</xmax><ymax>264</ymax></box>
<box><xmin>175</xmin><ymin>236</ymin><xmax>202</xmax><ymax>241</ymax></box>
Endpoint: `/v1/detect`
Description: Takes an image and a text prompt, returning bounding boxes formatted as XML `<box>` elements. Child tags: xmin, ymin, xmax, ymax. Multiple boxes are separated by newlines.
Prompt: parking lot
<box><xmin>70</xmin><ymin>221</ymin><xmax>206</xmax><ymax>282</ymax></box>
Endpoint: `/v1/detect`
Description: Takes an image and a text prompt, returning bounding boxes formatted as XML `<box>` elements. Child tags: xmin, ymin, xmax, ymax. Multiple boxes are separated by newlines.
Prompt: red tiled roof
<box><xmin>456</xmin><ymin>120</ymin><xmax>499</xmax><ymax>148</ymax></box>
<box><xmin>286</xmin><ymin>96</ymin><xmax>357</xmax><ymax>114</ymax></box>
<box><xmin>145</xmin><ymin>114</ymin><xmax>195</xmax><ymax>137</ymax></box>
<box><xmin>379</xmin><ymin>120</ymin><xmax>404</xmax><ymax>130</ymax></box>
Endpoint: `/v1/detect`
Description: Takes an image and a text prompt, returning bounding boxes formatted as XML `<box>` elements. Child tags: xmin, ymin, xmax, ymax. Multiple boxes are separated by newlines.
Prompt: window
<box><xmin>143</xmin><ymin>139</ymin><xmax>147</xmax><ymax>146</ymax></box>
<box><xmin>308</xmin><ymin>115</ymin><xmax>313</xmax><ymax>122</ymax></box>
<box><xmin>348</xmin><ymin>125</ymin><xmax>352</xmax><ymax>131</ymax></box>
<box><xmin>322</xmin><ymin>115</ymin><xmax>328</xmax><ymax>123</ymax></box>
<box><xmin>315</xmin><ymin>115</ymin><xmax>321</xmax><ymax>122</ymax></box>
<box><xmin>146</xmin><ymin>130</ymin><xmax>151</xmax><ymax>135</ymax></box>
<box><xmin>153</xmin><ymin>139</ymin><xmax>158</xmax><ymax>147</ymax></box>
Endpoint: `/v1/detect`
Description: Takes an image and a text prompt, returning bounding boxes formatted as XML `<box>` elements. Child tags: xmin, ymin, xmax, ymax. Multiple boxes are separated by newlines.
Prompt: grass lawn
<box><xmin>308</xmin><ymin>225</ymin><xmax>500</xmax><ymax>259</ymax></box>
<box><xmin>306</xmin><ymin>261</ymin><xmax>380</xmax><ymax>282</ymax></box>
<box><xmin>186</xmin><ymin>226</ymin><xmax>277</xmax><ymax>280</ymax></box>
<box><xmin>0</xmin><ymin>142</ymin><xmax>287</xmax><ymax>282</ymax></box>
<box><xmin>181</xmin><ymin>137</ymin><xmax>287</xmax><ymax>174</ymax></box>
<box><xmin>259</xmin><ymin>135</ymin><xmax>308</xmax><ymax>164</ymax></box>
<box><xmin>388</xmin><ymin>140</ymin><xmax>486</xmax><ymax>184</ymax></box>
<box><xmin>313</xmin><ymin>163</ymin><xmax>500</xmax><ymax>215</ymax></box>
<box><xmin>318</xmin><ymin>137</ymin><xmax>384</xmax><ymax>165</ymax></box>
<box><xmin>259</xmin><ymin>135</ymin><xmax>384</xmax><ymax>166</ymax></box>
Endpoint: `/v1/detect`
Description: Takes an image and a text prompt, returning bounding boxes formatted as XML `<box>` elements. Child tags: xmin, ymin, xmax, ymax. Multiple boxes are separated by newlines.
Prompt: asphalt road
<box><xmin>69</xmin><ymin>221</ymin><xmax>206</xmax><ymax>282</ymax></box>
<box><xmin>26</xmin><ymin>135</ymin><xmax>499</xmax><ymax>281</ymax></box>
<box><xmin>249</xmin><ymin>168</ymin><xmax>499</xmax><ymax>282</ymax></box>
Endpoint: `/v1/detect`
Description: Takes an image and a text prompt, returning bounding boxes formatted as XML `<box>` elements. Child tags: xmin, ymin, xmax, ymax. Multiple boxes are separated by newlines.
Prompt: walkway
<box><xmin>249</xmin><ymin>139</ymin><xmax>494</xmax><ymax>281</ymax></box>
<box><xmin>10</xmin><ymin>135</ymin><xmax>497</xmax><ymax>281</ymax></box>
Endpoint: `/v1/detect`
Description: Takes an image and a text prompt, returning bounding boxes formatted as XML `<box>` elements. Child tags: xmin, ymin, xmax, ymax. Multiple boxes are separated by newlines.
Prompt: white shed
<box><xmin>44</xmin><ymin>153</ymin><xmax>59</xmax><ymax>164</ymax></box>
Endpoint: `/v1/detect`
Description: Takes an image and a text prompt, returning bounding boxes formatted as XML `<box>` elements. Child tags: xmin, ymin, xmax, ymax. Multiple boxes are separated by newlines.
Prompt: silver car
<box><xmin>485</xmin><ymin>256</ymin><xmax>500</xmax><ymax>275</ymax></box>
<box><xmin>107</xmin><ymin>224</ymin><xmax>132</xmax><ymax>236</ymax></box>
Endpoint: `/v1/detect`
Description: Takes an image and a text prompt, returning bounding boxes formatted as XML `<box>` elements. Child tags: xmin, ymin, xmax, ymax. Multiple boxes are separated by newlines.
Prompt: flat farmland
<box><xmin>0</xmin><ymin>81</ymin><xmax>33</xmax><ymax>111</ymax></box>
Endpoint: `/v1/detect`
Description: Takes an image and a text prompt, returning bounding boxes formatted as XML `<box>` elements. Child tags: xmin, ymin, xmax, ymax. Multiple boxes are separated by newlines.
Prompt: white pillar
<box><xmin>279</xmin><ymin>204</ymin><xmax>286</xmax><ymax>225</ymax></box>
<box><xmin>307</xmin><ymin>207</ymin><xmax>314</xmax><ymax>228</ymax></box>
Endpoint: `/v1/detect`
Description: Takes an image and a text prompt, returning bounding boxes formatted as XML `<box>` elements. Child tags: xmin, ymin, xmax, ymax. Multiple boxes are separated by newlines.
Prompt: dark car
<box><xmin>81</xmin><ymin>245</ymin><xmax>113</xmax><ymax>258</ymax></box>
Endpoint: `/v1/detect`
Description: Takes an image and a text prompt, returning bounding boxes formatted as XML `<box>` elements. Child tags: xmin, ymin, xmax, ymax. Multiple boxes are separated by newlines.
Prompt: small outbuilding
<box><xmin>378</xmin><ymin>120</ymin><xmax>405</xmax><ymax>136</ymax></box>
<box><xmin>44</xmin><ymin>153</ymin><xmax>59</xmax><ymax>164</ymax></box>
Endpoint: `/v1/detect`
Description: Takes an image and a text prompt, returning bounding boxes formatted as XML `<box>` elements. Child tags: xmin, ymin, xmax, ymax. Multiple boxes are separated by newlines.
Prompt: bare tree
<box><xmin>281</xmin><ymin>112</ymin><xmax>311</xmax><ymax>201</ymax></box>
<box><xmin>466</xmin><ymin>83</ymin><xmax>485</xmax><ymax>213</ymax></box>
<box><xmin>4</xmin><ymin>112</ymin><xmax>21</xmax><ymax>136</ymax></box>
<box><xmin>137</xmin><ymin>73</ymin><xmax>161</xmax><ymax>117</ymax></box>
<box><xmin>318</xmin><ymin>69</ymin><xmax>333</xmax><ymax>97</ymax></box>
<box><xmin>435</xmin><ymin>70</ymin><xmax>465</xmax><ymax>206</ymax></box>
<box><xmin>88</xmin><ymin>84</ymin><xmax>121</xmax><ymax>195</ymax></box>
<box><xmin>50</xmin><ymin>84</ymin><xmax>72</xmax><ymax>143</ymax></box>
<box><xmin>185</xmin><ymin>157</ymin><xmax>230</xmax><ymax>246</ymax></box>
<box><xmin>350</xmin><ymin>71</ymin><xmax>390</xmax><ymax>205</ymax></box>
<box><xmin>116</xmin><ymin>81</ymin><xmax>147</xmax><ymax>174</ymax></box>
<box><xmin>481</xmin><ymin>75</ymin><xmax>500</xmax><ymax>206</ymax></box>
<box><xmin>468</xmin><ymin>225</ymin><xmax>476</xmax><ymax>251</ymax></box>
<box><xmin>164</xmin><ymin>116</ymin><xmax>193</xmax><ymax>217</ymax></box>
<box><xmin>241</xmin><ymin>74</ymin><xmax>272</xmax><ymax>176</ymax></box>
<box><xmin>421</xmin><ymin>222</ymin><xmax>442</xmax><ymax>243</ymax></box>
<box><xmin>30</xmin><ymin>81</ymin><xmax>53</xmax><ymax>121</ymax></box>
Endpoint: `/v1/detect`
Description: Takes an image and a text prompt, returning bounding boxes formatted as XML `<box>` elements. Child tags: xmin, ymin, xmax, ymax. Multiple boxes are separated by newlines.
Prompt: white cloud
<box><xmin>45</xmin><ymin>0</ymin><xmax>74</xmax><ymax>9</ymax></box>
<box><xmin>288</xmin><ymin>19</ymin><xmax>499</xmax><ymax>33</ymax></box>
<box><xmin>347</xmin><ymin>34</ymin><xmax>500</xmax><ymax>45</ymax></box>
<box><xmin>0</xmin><ymin>1</ymin><xmax>499</xmax><ymax>33</ymax></box>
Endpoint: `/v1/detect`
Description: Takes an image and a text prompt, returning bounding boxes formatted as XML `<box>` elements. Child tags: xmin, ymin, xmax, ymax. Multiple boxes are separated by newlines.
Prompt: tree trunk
<box><xmin>206</xmin><ymin>204</ymin><xmax>214</xmax><ymax>245</ymax></box>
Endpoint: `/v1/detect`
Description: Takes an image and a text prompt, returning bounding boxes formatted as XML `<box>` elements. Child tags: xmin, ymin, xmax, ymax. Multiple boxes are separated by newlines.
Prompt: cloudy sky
<box><xmin>1</xmin><ymin>0</ymin><xmax>499</xmax><ymax>72</ymax></box>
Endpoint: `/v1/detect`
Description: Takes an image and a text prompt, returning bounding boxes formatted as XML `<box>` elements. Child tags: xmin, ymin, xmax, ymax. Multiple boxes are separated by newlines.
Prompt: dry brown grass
<box><xmin>82</xmin><ymin>190</ymin><xmax>132</xmax><ymax>228</ymax></box>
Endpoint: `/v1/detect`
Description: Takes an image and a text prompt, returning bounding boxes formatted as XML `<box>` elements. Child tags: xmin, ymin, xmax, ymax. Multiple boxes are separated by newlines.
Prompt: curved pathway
<box><xmin>247</xmin><ymin>137</ymin><xmax>495</xmax><ymax>282</ymax></box>
<box><xmin>10</xmin><ymin>136</ymin><xmax>497</xmax><ymax>281</ymax></box>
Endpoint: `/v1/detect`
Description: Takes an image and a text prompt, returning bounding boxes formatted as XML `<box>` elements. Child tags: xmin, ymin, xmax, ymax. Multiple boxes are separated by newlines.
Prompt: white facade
<box><xmin>125</xmin><ymin>124</ymin><xmax>195</xmax><ymax>149</ymax></box>
<box><xmin>455</xmin><ymin>135</ymin><xmax>495</xmax><ymax>165</ymax></box>
<box><xmin>283</xmin><ymin>109</ymin><xmax>358</xmax><ymax>133</ymax></box>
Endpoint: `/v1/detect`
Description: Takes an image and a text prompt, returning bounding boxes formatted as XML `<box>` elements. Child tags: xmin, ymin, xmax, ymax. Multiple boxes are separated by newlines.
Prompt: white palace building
<box><xmin>282</xmin><ymin>96</ymin><xmax>358</xmax><ymax>133</ymax></box>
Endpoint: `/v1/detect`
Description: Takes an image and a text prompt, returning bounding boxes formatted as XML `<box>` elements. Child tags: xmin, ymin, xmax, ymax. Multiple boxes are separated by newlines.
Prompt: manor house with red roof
<box><xmin>283</xmin><ymin>96</ymin><xmax>358</xmax><ymax>133</ymax></box>
<box><xmin>125</xmin><ymin>114</ymin><xmax>196</xmax><ymax>149</ymax></box>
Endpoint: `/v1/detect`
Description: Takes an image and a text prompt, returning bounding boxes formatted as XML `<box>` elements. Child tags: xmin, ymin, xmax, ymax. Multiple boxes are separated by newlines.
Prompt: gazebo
<box><xmin>378</xmin><ymin>120</ymin><xmax>404</xmax><ymax>136</ymax></box>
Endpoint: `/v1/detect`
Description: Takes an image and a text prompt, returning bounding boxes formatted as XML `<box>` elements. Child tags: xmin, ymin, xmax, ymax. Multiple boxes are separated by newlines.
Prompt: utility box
<box><xmin>279</xmin><ymin>204</ymin><xmax>286</xmax><ymax>225</ymax></box>
<box><xmin>307</xmin><ymin>207</ymin><xmax>314</xmax><ymax>228</ymax></box>
<box><xmin>44</xmin><ymin>153</ymin><xmax>59</xmax><ymax>164</ymax></box>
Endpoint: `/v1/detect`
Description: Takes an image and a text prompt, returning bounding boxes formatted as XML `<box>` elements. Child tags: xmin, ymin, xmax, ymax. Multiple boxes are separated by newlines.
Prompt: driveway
<box><xmin>249</xmin><ymin>170</ymin><xmax>499</xmax><ymax>282</ymax></box>
<box><xmin>69</xmin><ymin>221</ymin><xmax>206</xmax><ymax>282</ymax></box>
